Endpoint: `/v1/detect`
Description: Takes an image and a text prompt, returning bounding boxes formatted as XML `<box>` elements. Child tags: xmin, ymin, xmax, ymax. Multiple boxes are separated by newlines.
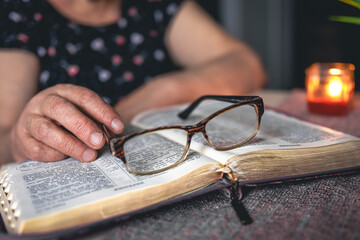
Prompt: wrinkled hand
<box><xmin>10</xmin><ymin>84</ymin><xmax>124</xmax><ymax>163</ymax></box>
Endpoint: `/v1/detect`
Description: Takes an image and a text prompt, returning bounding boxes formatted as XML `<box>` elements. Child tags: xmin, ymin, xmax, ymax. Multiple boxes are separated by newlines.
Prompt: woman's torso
<box><xmin>0</xmin><ymin>0</ymin><xmax>182</xmax><ymax>105</ymax></box>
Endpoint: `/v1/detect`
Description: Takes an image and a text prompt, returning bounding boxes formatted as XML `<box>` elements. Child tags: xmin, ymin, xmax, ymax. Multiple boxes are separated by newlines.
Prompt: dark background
<box><xmin>197</xmin><ymin>0</ymin><xmax>360</xmax><ymax>91</ymax></box>
<box><xmin>294</xmin><ymin>0</ymin><xmax>360</xmax><ymax>90</ymax></box>
<box><xmin>197</xmin><ymin>0</ymin><xmax>219</xmax><ymax>21</ymax></box>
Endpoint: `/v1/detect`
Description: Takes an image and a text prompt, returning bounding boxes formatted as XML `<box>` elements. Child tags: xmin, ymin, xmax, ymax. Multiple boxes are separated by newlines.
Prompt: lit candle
<box><xmin>305</xmin><ymin>63</ymin><xmax>355</xmax><ymax>115</ymax></box>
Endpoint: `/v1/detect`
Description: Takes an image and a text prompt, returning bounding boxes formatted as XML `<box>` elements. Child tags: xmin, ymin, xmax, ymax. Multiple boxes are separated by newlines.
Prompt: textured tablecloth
<box><xmin>73</xmin><ymin>89</ymin><xmax>359</xmax><ymax>240</ymax></box>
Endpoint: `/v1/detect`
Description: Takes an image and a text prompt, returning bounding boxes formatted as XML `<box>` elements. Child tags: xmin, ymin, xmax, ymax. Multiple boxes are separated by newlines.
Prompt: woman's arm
<box><xmin>114</xmin><ymin>0</ymin><xmax>266</xmax><ymax>121</ymax></box>
<box><xmin>0</xmin><ymin>50</ymin><xmax>40</xmax><ymax>165</ymax></box>
<box><xmin>0</xmin><ymin>50</ymin><xmax>124</xmax><ymax>166</ymax></box>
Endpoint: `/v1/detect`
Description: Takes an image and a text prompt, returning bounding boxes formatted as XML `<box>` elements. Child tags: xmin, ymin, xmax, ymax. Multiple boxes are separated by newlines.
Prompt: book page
<box><xmin>132</xmin><ymin>101</ymin><xmax>359</xmax><ymax>165</ymax></box>
<box><xmin>0</xmin><ymin>141</ymin><xmax>217</xmax><ymax>230</ymax></box>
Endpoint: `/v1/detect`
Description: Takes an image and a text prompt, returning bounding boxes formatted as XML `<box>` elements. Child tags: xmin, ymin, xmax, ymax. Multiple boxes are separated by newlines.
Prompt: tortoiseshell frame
<box><xmin>103</xmin><ymin>95</ymin><xmax>264</xmax><ymax>176</ymax></box>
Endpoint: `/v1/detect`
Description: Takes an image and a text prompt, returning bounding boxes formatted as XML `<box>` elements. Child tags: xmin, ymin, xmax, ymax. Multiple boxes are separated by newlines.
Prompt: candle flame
<box><xmin>327</xmin><ymin>78</ymin><xmax>343</xmax><ymax>97</ymax></box>
<box><xmin>329</xmin><ymin>68</ymin><xmax>341</xmax><ymax>75</ymax></box>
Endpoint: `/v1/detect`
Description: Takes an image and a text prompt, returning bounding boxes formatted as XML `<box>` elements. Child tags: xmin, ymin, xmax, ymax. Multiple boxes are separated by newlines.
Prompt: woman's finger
<box><xmin>38</xmin><ymin>94</ymin><xmax>105</xmax><ymax>149</ymax></box>
<box><xmin>27</xmin><ymin>114</ymin><xmax>98</xmax><ymax>162</ymax></box>
<box><xmin>55</xmin><ymin>84</ymin><xmax>124</xmax><ymax>133</ymax></box>
<box><xmin>19</xmin><ymin>135</ymin><xmax>66</xmax><ymax>162</ymax></box>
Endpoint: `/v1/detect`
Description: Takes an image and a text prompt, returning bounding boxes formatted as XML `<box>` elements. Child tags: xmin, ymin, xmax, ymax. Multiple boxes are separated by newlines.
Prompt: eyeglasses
<box><xmin>103</xmin><ymin>95</ymin><xmax>264</xmax><ymax>175</ymax></box>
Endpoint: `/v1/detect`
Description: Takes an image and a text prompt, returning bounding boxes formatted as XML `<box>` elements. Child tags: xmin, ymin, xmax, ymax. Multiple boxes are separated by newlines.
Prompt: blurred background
<box><xmin>197</xmin><ymin>0</ymin><xmax>360</xmax><ymax>91</ymax></box>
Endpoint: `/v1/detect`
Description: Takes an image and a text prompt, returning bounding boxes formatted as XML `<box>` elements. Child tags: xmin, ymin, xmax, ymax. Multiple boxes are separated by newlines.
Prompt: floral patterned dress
<box><xmin>0</xmin><ymin>0</ymin><xmax>182</xmax><ymax>105</ymax></box>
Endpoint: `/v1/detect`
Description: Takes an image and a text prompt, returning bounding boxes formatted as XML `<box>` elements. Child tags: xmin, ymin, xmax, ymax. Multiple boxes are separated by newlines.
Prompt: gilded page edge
<box><xmin>18</xmin><ymin>163</ymin><xmax>223</xmax><ymax>234</ymax></box>
<box><xmin>225</xmin><ymin>140</ymin><xmax>360</xmax><ymax>183</ymax></box>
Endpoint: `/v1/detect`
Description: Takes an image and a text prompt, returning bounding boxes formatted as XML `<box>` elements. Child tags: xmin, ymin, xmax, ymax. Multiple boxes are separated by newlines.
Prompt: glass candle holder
<box><xmin>305</xmin><ymin>63</ymin><xmax>355</xmax><ymax>115</ymax></box>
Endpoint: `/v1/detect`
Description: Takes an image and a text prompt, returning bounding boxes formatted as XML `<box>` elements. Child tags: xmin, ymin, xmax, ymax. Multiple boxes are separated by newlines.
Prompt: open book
<box><xmin>1</xmin><ymin>100</ymin><xmax>359</xmax><ymax>236</ymax></box>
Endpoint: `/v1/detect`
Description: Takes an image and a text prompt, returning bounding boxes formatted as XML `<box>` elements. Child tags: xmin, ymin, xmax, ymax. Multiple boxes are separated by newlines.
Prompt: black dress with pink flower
<box><xmin>0</xmin><ymin>0</ymin><xmax>182</xmax><ymax>105</ymax></box>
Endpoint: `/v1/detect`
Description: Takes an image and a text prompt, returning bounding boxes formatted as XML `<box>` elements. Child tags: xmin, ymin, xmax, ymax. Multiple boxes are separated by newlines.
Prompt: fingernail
<box><xmin>91</xmin><ymin>131</ymin><xmax>103</xmax><ymax>146</ymax></box>
<box><xmin>111</xmin><ymin>119</ymin><xmax>123</xmax><ymax>132</ymax></box>
<box><xmin>83</xmin><ymin>149</ymin><xmax>96</xmax><ymax>162</ymax></box>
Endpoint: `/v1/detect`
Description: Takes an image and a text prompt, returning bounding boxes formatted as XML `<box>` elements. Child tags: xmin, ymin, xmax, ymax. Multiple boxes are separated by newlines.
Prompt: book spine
<box><xmin>0</xmin><ymin>170</ymin><xmax>20</xmax><ymax>233</ymax></box>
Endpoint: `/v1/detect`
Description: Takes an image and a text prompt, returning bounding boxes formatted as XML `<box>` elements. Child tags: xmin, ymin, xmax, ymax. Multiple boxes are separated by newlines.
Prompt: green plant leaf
<box><xmin>339</xmin><ymin>0</ymin><xmax>360</xmax><ymax>10</ymax></box>
<box><xmin>330</xmin><ymin>15</ymin><xmax>360</xmax><ymax>25</ymax></box>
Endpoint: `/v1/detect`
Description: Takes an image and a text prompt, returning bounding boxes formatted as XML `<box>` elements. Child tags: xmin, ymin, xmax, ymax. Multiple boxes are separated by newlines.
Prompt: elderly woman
<box><xmin>0</xmin><ymin>0</ymin><xmax>265</xmax><ymax>165</ymax></box>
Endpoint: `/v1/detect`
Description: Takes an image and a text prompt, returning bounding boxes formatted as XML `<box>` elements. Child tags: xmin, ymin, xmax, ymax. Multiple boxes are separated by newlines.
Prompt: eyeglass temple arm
<box><xmin>178</xmin><ymin>95</ymin><xmax>260</xmax><ymax>119</ymax></box>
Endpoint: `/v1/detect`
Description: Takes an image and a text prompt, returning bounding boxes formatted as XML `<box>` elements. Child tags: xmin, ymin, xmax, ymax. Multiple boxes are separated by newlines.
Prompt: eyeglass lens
<box><xmin>123</xmin><ymin>129</ymin><xmax>188</xmax><ymax>173</ymax></box>
<box><xmin>205</xmin><ymin>104</ymin><xmax>258</xmax><ymax>149</ymax></box>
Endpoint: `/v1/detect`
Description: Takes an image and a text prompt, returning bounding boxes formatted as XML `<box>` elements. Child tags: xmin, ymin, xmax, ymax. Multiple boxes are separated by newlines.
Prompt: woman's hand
<box><xmin>10</xmin><ymin>84</ymin><xmax>124</xmax><ymax>163</ymax></box>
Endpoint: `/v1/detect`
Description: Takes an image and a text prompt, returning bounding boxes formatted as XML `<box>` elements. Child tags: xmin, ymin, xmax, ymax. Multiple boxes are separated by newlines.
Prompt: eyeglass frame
<box><xmin>102</xmin><ymin>95</ymin><xmax>264</xmax><ymax>176</ymax></box>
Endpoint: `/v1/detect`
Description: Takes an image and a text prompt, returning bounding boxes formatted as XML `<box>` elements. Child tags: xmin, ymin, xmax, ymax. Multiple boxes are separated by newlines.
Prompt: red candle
<box><xmin>306</xmin><ymin>63</ymin><xmax>355</xmax><ymax>116</ymax></box>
